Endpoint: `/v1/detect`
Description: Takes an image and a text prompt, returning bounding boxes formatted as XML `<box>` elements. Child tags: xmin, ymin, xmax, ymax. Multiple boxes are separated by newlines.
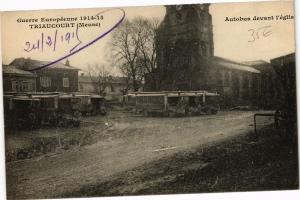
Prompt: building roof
<box><xmin>271</xmin><ymin>52</ymin><xmax>295</xmax><ymax>65</ymax></box>
<box><xmin>211</xmin><ymin>57</ymin><xmax>261</xmax><ymax>73</ymax></box>
<box><xmin>241</xmin><ymin>60</ymin><xmax>269</xmax><ymax>66</ymax></box>
<box><xmin>242</xmin><ymin>60</ymin><xmax>272</xmax><ymax>72</ymax></box>
<box><xmin>10</xmin><ymin>58</ymin><xmax>79</xmax><ymax>71</ymax></box>
<box><xmin>2</xmin><ymin>65</ymin><xmax>36</xmax><ymax>77</ymax></box>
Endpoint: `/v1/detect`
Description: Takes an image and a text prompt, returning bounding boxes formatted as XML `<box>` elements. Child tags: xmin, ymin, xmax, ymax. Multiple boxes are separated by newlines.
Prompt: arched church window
<box><xmin>224</xmin><ymin>71</ymin><xmax>230</xmax><ymax>86</ymax></box>
<box><xmin>200</xmin><ymin>41</ymin><xmax>207</xmax><ymax>56</ymax></box>
<box><xmin>243</xmin><ymin>74</ymin><xmax>249</xmax><ymax>98</ymax></box>
<box><xmin>269</xmin><ymin>76</ymin><xmax>274</xmax><ymax>97</ymax></box>
<box><xmin>215</xmin><ymin>70</ymin><xmax>222</xmax><ymax>86</ymax></box>
<box><xmin>192</xmin><ymin>40</ymin><xmax>199</xmax><ymax>52</ymax></box>
<box><xmin>234</xmin><ymin>75</ymin><xmax>240</xmax><ymax>98</ymax></box>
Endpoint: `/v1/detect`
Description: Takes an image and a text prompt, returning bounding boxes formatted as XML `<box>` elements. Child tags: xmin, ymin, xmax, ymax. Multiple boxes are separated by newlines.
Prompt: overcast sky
<box><xmin>2</xmin><ymin>1</ymin><xmax>295</xmax><ymax>74</ymax></box>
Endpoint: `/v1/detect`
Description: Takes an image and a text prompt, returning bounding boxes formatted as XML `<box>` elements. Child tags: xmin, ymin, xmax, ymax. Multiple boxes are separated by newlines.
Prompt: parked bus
<box><xmin>75</xmin><ymin>94</ymin><xmax>106</xmax><ymax>116</ymax></box>
<box><xmin>3</xmin><ymin>92</ymin><xmax>107</xmax><ymax>129</ymax></box>
<box><xmin>125</xmin><ymin>91</ymin><xmax>220</xmax><ymax>117</ymax></box>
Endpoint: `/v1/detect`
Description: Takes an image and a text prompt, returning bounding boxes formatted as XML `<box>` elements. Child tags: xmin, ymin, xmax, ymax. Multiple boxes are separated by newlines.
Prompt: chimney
<box><xmin>65</xmin><ymin>59</ymin><xmax>70</xmax><ymax>66</ymax></box>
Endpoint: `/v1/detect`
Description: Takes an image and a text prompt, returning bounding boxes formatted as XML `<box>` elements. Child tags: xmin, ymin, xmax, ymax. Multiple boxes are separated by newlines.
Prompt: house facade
<box><xmin>78</xmin><ymin>75</ymin><xmax>95</xmax><ymax>94</ymax></box>
<box><xmin>2</xmin><ymin>65</ymin><xmax>37</xmax><ymax>93</ymax></box>
<box><xmin>10</xmin><ymin>58</ymin><xmax>79</xmax><ymax>93</ymax></box>
<box><xmin>78</xmin><ymin>75</ymin><xmax>131</xmax><ymax>101</ymax></box>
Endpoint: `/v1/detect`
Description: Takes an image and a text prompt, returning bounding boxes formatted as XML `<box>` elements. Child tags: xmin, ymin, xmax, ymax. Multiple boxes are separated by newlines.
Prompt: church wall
<box><xmin>201</xmin><ymin>65</ymin><xmax>262</xmax><ymax>108</ymax></box>
<box><xmin>145</xmin><ymin>4</ymin><xmax>268</xmax><ymax>109</ymax></box>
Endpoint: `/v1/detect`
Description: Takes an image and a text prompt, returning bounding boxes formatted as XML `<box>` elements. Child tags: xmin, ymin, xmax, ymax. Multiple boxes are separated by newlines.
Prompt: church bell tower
<box><xmin>155</xmin><ymin>4</ymin><xmax>214</xmax><ymax>90</ymax></box>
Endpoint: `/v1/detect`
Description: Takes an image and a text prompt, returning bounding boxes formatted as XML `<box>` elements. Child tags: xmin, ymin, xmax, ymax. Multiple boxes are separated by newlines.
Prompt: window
<box><xmin>11</xmin><ymin>81</ymin><xmax>17</xmax><ymax>91</ymax></box>
<box><xmin>63</xmin><ymin>77</ymin><xmax>69</xmax><ymax>88</ymax></box>
<box><xmin>21</xmin><ymin>81</ymin><xmax>32</xmax><ymax>91</ymax></box>
<box><xmin>40</xmin><ymin>77</ymin><xmax>51</xmax><ymax>87</ymax></box>
<box><xmin>110</xmin><ymin>85</ymin><xmax>115</xmax><ymax>92</ymax></box>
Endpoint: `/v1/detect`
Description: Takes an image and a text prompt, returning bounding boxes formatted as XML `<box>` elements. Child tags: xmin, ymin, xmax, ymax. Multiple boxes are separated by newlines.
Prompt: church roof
<box><xmin>212</xmin><ymin>57</ymin><xmax>261</xmax><ymax>73</ymax></box>
<box><xmin>241</xmin><ymin>60</ymin><xmax>273</xmax><ymax>73</ymax></box>
<box><xmin>241</xmin><ymin>60</ymin><xmax>269</xmax><ymax>66</ymax></box>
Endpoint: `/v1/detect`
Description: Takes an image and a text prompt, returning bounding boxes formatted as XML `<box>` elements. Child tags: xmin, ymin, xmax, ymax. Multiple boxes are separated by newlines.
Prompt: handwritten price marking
<box><xmin>248</xmin><ymin>25</ymin><xmax>272</xmax><ymax>43</ymax></box>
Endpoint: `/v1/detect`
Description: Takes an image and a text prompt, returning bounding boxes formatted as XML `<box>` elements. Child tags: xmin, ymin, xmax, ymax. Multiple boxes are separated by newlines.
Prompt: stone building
<box><xmin>242</xmin><ymin>60</ymin><xmax>278</xmax><ymax>109</ymax></box>
<box><xmin>145</xmin><ymin>4</ymin><xmax>275</xmax><ymax>108</ymax></box>
<box><xmin>271</xmin><ymin>53</ymin><xmax>296</xmax><ymax>113</ymax></box>
<box><xmin>10</xmin><ymin>58</ymin><xmax>79</xmax><ymax>93</ymax></box>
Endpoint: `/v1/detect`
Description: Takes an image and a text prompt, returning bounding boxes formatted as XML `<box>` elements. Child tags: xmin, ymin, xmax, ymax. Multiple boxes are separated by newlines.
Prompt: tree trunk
<box><xmin>132</xmin><ymin>78</ymin><xmax>138</xmax><ymax>92</ymax></box>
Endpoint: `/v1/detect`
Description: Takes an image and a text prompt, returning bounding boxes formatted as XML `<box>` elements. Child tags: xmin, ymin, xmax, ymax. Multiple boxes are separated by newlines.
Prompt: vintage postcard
<box><xmin>0</xmin><ymin>0</ymin><xmax>298</xmax><ymax>199</ymax></box>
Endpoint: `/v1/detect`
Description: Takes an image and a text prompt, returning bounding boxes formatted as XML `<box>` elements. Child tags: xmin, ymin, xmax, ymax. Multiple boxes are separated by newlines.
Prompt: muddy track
<box><xmin>6</xmin><ymin>111</ymin><xmax>275</xmax><ymax>199</ymax></box>
<box><xmin>61</xmin><ymin>126</ymin><xmax>298</xmax><ymax>197</ymax></box>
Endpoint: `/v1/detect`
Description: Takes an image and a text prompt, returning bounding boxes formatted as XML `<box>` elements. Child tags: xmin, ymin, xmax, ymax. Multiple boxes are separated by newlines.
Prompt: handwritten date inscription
<box><xmin>248</xmin><ymin>25</ymin><xmax>272</xmax><ymax>42</ymax></box>
<box><xmin>21</xmin><ymin>8</ymin><xmax>125</xmax><ymax>71</ymax></box>
<box><xmin>24</xmin><ymin>26</ymin><xmax>82</xmax><ymax>53</ymax></box>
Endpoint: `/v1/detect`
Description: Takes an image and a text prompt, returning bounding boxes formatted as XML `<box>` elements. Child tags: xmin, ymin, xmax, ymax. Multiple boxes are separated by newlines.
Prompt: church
<box><xmin>144</xmin><ymin>4</ymin><xmax>277</xmax><ymax>108</ymax></box>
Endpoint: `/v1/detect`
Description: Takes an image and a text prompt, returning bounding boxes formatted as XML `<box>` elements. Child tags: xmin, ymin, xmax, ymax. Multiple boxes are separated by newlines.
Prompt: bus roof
<box><xmin>59</xmin><ymin>95</ymin><xmax>81</xmax><ymax>99</ymax></box>
<box><xmin>90</xmin><ymin>95</ymin><xmax>104</xmax><ymax>99</ymax></box>
<box><xmin>31</xmin><ymin>95</ymin><xmax>59</xmax><ymax>98</ymax></box>
<box><xmin>12</xmin><ymin>97</ymin><xmax>41</xmax><ymax>101</ymax></box>
<box><xmin>127</xmin><ymin>91</ymin><xmax>220</xmax><ymax>97</ymax></box>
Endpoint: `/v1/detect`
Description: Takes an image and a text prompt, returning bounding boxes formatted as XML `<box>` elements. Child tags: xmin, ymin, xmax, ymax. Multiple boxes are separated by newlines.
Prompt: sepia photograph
<box><xmin>0</xmin><ymin>0</ymin><xmax>298</xmax><ymax>199</ymax></box>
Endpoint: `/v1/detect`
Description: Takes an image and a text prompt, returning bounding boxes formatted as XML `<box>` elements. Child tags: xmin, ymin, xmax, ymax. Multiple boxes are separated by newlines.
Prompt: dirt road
<box><xmin>6</xmin><ymin>111</ymin><xmax>274</xmax><ymax>199</ymax></box>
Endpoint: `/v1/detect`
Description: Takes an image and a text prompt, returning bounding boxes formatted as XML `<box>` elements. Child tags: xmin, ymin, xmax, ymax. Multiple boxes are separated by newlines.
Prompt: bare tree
<box><xmin>109</xmin><ymin>17</ymin><xmax>160</xmax><ymax>92</ymax></box>
<box><xmin>116</xmin><ymin>62</ymin><xmax>131</xmax><ymax>95</ymax></box>
<box><xmin>110</xmin><ymin>19</ymin><xmax>142</xmax><ymax>92</ymax></box>
<box><xmin>135</xmin><ymin>17</ymin><xmax>160</xmax><ymax>89</ymax></box>
<box><xmin>88</xmin><ymin>64</ymin><xmax>112</xmax><ymax>96</ymax></box>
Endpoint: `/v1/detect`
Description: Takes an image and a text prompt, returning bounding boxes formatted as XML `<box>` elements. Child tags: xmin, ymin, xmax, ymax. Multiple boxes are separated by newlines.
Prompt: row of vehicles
<box><xmin>125</xmin><ymin>91</ymin><xmax>220</xmax><ymax>117</ymax></box>
<box><xmin>4</xmin><ymin>90</ymin><xmax>220</xmax><ymax>129</ymax></box>
<box><xmin>4</xmin><ymin>92</ymin><xmax>106</xmax><ymax>130</ymax></box>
